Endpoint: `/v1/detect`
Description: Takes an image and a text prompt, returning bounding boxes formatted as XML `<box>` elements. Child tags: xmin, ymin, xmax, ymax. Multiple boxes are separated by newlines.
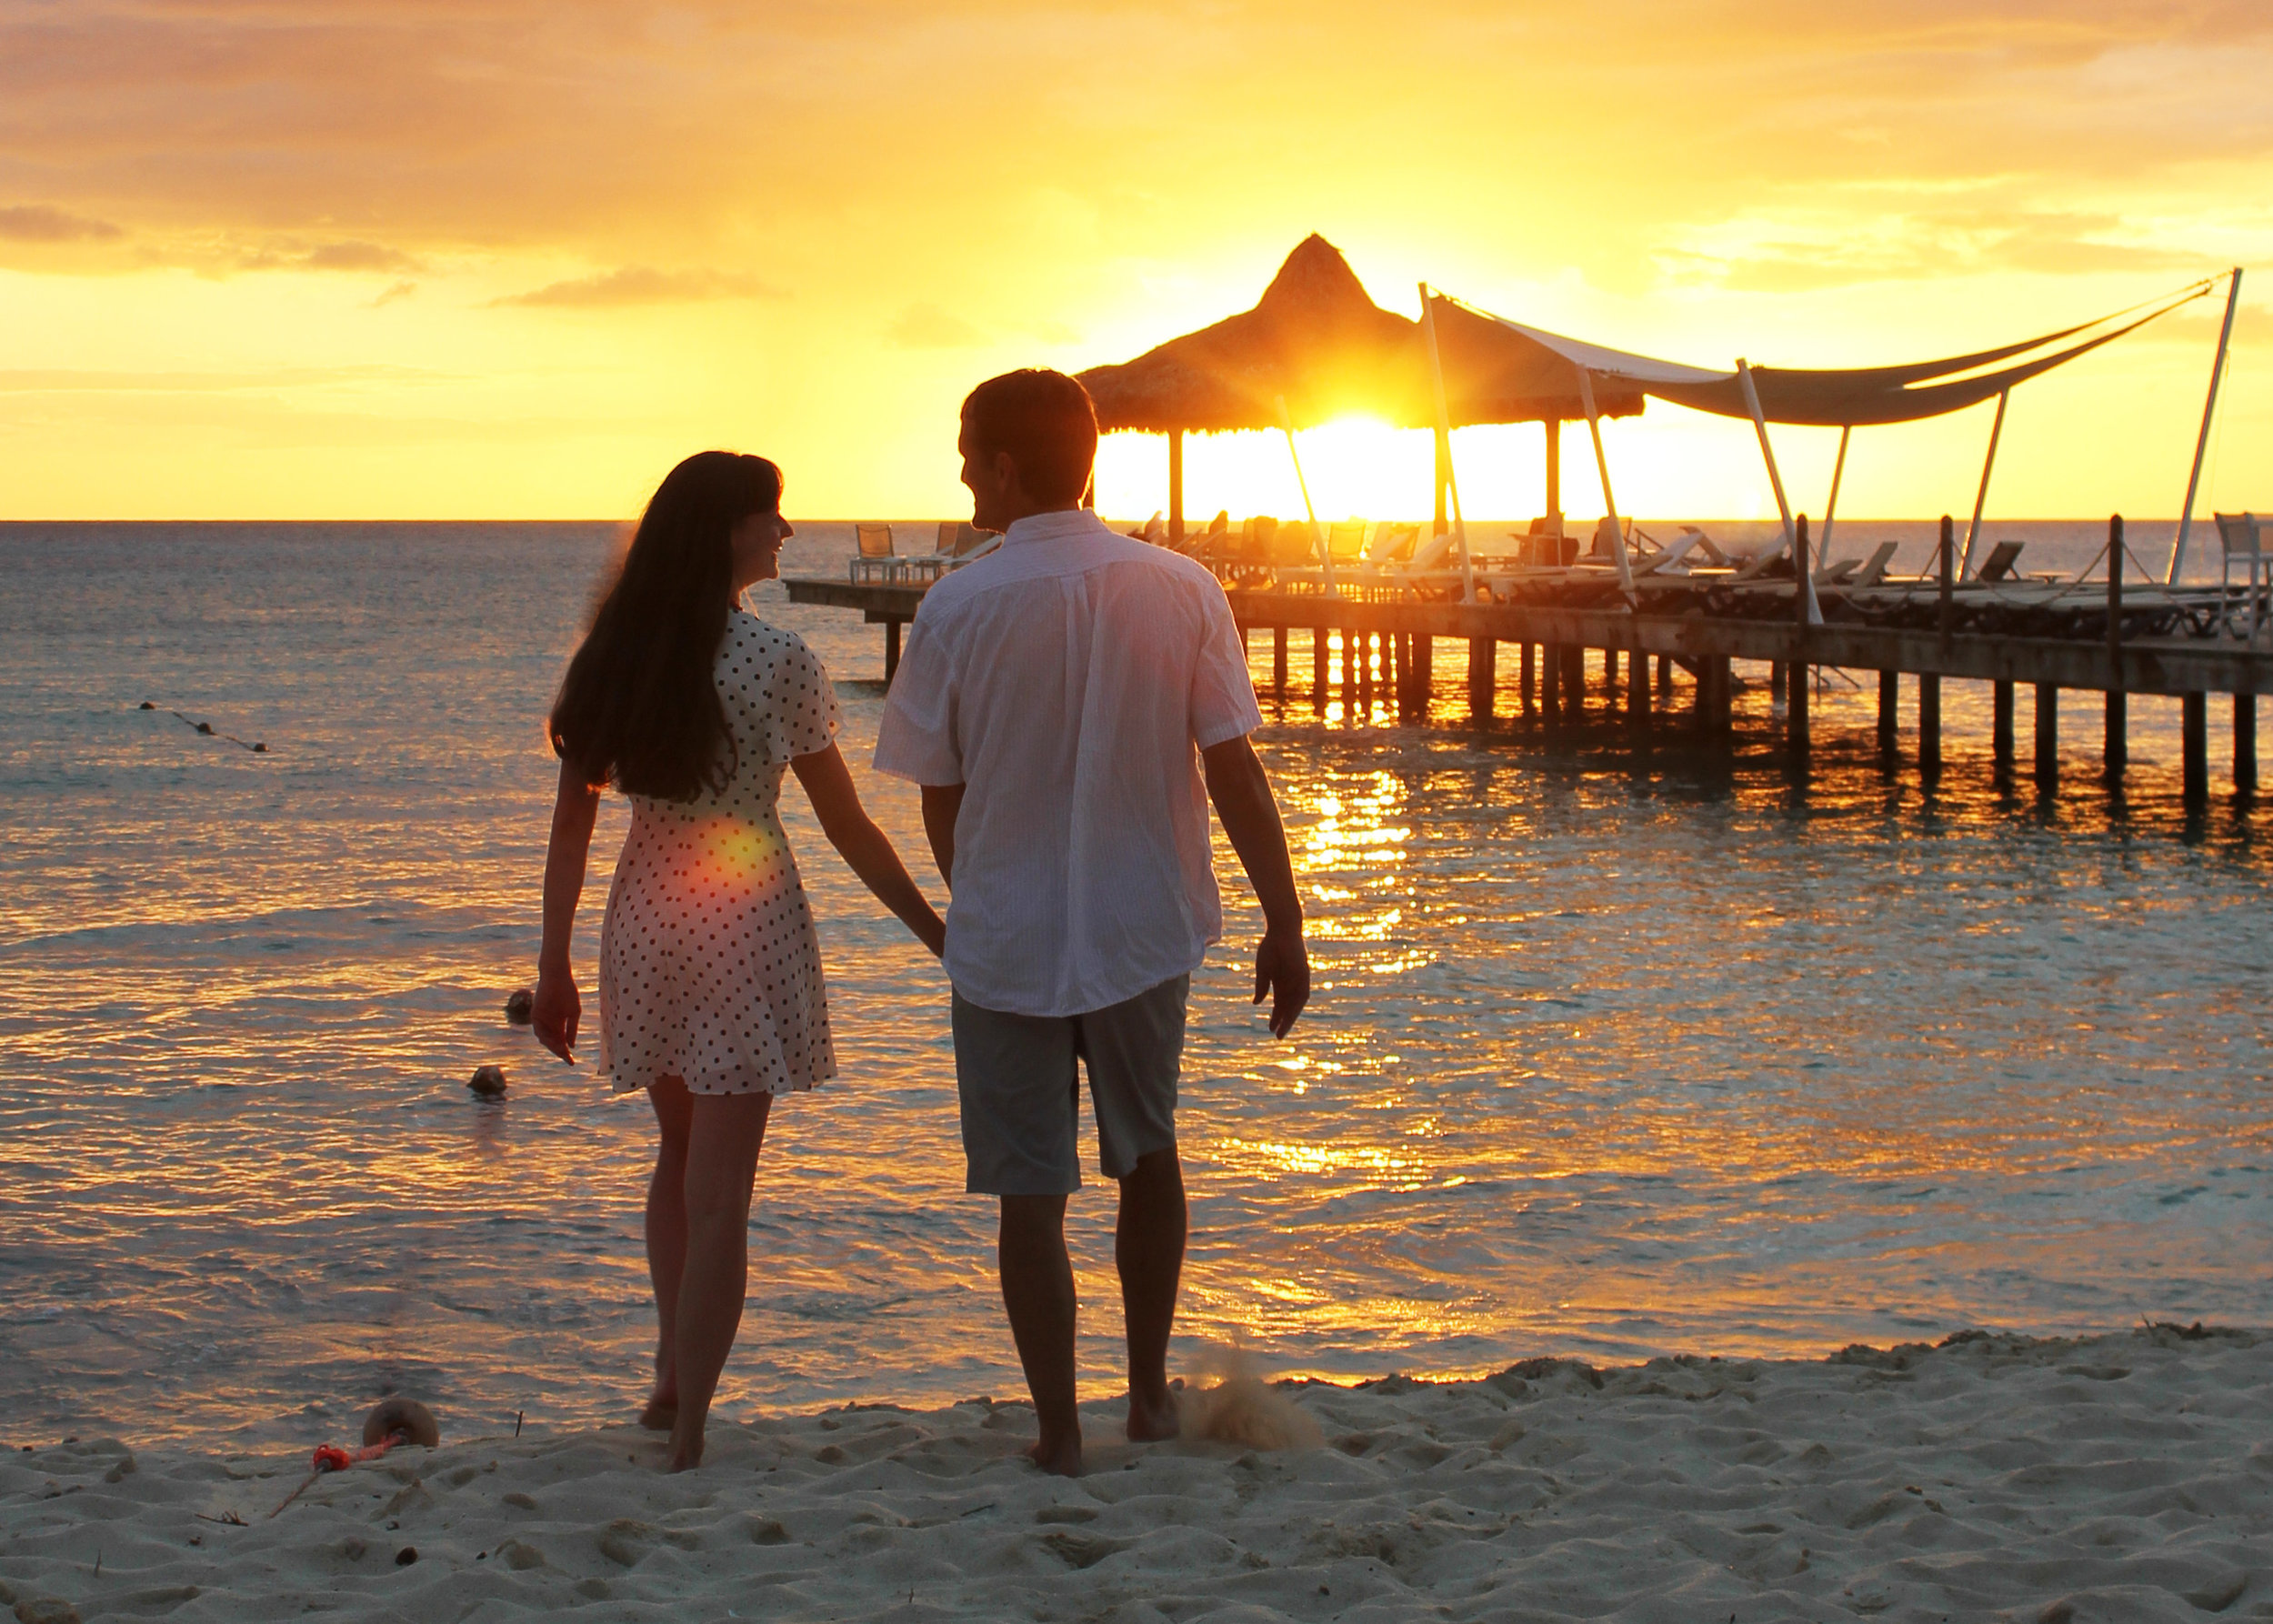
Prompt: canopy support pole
<box><xmin>1545</xmin><ymin>419</ymin><xmax>1561</xmax><ymax>530</ymax></box>
<box><xmin>1167</xmin><ymin>427</ymin><xmax>1184</xmax><ymax>546</ymax></box>
<box><xmin>1576</xmin><ymin>368</ymin><xmax>1633</xmax><ymax>595</ymax></box>
<box><xmin>1277</xmin><ymin>395</ymin><xmax>1335</xmax><ymax>597</ymax></box>
<box><xmin>1821</xmin><ymin>426</ymin><xmax>1850</xmax><ymax>557</ymax></box>
<box><xmin>2169</xmin><ymin>266</ymin><xmax>2243</xmax><ymax>584</ymax></box>
<box><xmin>1959</xmin><ymin>388</ymin><xmax>2008</xmax><ymax>580</ymax></box>
<box><xmin>1420</xmin><ymin>285</ymin><xmax>1476</xmax><ymax>605</ymax></box>
<box><xmin>1737</xmin><ymin>359</ymin><xmax>1817</xmax><ymax>625</ymax></box>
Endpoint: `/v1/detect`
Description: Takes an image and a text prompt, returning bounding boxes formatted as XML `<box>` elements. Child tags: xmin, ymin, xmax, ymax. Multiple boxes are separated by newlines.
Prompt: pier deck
<box><xmin>784</xmin><ymin>565</ymin><xmax>2270</xmax><ymax>802</ymax></box>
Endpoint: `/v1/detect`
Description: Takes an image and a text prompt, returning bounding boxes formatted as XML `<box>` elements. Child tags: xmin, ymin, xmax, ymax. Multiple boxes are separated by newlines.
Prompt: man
<box><xmin>874</xmin><ymin>368</ymin><xmax>1309</xmax><ymax>1476</ymax></box>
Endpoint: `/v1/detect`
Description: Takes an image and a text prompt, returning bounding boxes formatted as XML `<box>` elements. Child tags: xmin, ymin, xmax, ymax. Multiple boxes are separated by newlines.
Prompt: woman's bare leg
<box><xmin>666</xmin><ymin>1088</ymin><xmax>773</xmax><ymax>1472</ymax></box>
<box><xmin>642</xmin><ymin>1078</ymin><xmax>694</xmax><ymax>1429</ymax></box>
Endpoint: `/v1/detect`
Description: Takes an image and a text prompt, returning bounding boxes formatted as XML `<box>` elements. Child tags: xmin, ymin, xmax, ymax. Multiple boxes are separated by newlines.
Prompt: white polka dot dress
<box><xmin>597</xmin><ymin>611</ymin><xmax>843</xmax><ymax>1096</ymax></box>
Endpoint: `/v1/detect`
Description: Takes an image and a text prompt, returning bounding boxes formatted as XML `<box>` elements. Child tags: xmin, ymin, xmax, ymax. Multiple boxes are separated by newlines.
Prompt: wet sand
<box><xmin>3</xmin><ymin>1325</ymin><xmax>2266</xmax><ymax>1622</ymax></box>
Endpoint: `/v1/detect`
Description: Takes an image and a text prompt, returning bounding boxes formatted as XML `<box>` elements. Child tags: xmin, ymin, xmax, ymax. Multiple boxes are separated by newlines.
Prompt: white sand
<box><xmin>4</xmin><ymin>1327</ymin><xmax>2268</xmax><ymax>1623</ymax></box>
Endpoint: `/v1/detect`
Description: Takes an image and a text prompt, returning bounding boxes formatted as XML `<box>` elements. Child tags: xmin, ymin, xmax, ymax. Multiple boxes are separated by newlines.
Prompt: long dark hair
<box><xmin>549</xmin><ymin>451</ymin><xmax>782</xmax><ymax>800</ymax></box>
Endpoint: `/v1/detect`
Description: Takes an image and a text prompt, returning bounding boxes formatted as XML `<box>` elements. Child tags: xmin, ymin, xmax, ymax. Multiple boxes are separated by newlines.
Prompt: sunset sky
<box><xmin>2</xmin><ymin>1</ymin><xmax>2267</xmax><ymax>522</ymax></box>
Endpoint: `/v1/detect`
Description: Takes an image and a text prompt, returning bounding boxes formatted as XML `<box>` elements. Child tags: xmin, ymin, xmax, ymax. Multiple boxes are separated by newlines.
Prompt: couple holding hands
<box><xmin>533</xmin><ymin>368</ymin><xmax>1309</xmax><ymax>1474</ymax></box>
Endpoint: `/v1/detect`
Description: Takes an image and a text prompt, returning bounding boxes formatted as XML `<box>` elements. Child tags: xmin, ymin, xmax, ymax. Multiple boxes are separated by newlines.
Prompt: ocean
<box><xmin>3</xmin><ymin>517</ymin><xmax>2267</xmax><ymax>1451</ymax></box>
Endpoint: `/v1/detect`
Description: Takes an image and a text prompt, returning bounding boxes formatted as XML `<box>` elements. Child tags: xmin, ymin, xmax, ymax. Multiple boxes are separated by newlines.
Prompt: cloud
<box><xmin>0</xmin><ymin>205</ymin><xmax>124</xmax><ymax>243</ymax></box>
<box><xmin>233</xmin><ymin>237</ymin><xmax>424</xmax><ymax>273</ymax></box>
<box><xmin>489</xmin><ymin>266</ymin><xmax>785</xmax><ymax>308</ymax></box>
<box><xmin>886</xmin><ymin>302</ymin><xmax>985</xmax><ymax>349</ymax></box>
<box><xmin>370</xmin><ymin>279</ymin><xmax>417</xmax><ymax>306</ymax></box>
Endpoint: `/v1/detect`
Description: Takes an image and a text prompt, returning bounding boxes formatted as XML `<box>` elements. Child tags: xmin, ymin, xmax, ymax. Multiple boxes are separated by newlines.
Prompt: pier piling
<box><xmin>2035</xmin><ymin>684</ymin><xmax>2058</xmax><ymax>791</ymax></box>
<box><xmin>2105</xmin><ymin>691</ymin><xmax>2127</xmax><ymax>780</ymax></box>
<box><xmin>2184</xmin><ymin>692</ymin><xmax>2208</xmax><ymax>803</ymax></box>
<box><xmin>2238</xmin><ymin>696</ymin><xmax>2258</xmax><ymax>797</ymax></box>
<box><xmin>1272</xmin><ymin>627</ymin><xmax>1288</xmax><ymax>698</ymax></box>
<box><xmin>1877</xmin><ymin>669</ymin><xmax>1898</xmax><ymax>755</ymax></box>
<box><xmin>1919</xmin><ymin>675</ymin><xmax>1942</xmax><ymax>776</ymax></box>
<box><xmin>885</xmin><ymin>619</ymin><xmax>902</xmax><ymax>685</ymax></box>
<box><xmin>1312</xmin><ymin>627</ymin><xmax>1328</xmax><ymax>713</ymax></box>
<box><xmin>1993</xmin><ymin>682</ymin><xmax>2015</xmax><ymax>767</ymax></box>
<box><xmin>1627</xmin><ymin>643</ymin><xmax>1649</xmax><ymax>727</ymax></box>
<box><xmin>1469</xmin><ymin>638</ymin><xmax>1497</xmax><ymax>721</ymax></box>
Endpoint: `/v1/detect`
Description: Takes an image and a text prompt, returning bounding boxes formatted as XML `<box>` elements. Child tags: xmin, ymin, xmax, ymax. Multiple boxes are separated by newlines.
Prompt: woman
<box><xmin>532</xmin><ymin>451</ymin><xmax>942</xmax><ymax>1472</ymax></box>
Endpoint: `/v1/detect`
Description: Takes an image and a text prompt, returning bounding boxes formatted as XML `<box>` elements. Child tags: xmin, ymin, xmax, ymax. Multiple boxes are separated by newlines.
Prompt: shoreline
<box><xmin>5</xmin><ymin>1326</ymin><xmax>2265</xmax><ymax>1622</ymax></box>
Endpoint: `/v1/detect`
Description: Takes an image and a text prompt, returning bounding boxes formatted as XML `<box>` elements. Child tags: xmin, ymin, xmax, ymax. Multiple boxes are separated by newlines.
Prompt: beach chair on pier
<box><xmin>2216</xmin><ymin>512</ymin><xmax>2268</xmax><ymax>639</ymax></box>
<box><xmin>1843</xmin><ymin>541</ymin><xmax>1900</xmax><ymax>588</ymax></box>
<box><xmin>1186</xmin><ymin>511</ymin><xmax>1232</xmax><ymax>563</ymax></box>
<box><xmin>1973</xmin><ymin>540</ymin><xmax>2025</xmax><ymax>583</ymax></box>
<box><xmin>850</xmin><ymin>523</ymin><xmax>901</xmax><ymax>583</ymax></box>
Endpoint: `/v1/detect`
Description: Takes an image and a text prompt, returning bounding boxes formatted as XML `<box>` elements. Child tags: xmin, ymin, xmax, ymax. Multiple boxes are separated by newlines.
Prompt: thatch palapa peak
<box><xmin>1076</xmin><ymin>236</ymin><xmax>1647</xmax><ymax>435</ymax></box>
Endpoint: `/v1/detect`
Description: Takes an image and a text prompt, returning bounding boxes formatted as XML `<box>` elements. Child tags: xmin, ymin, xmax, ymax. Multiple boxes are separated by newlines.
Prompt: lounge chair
<box><xmin>1632</xmin><ymin>528</ymin><xmax>1712</xmax><ymax>578</ymax></box>
<box><xmin>1846</xmin><ymin>541</ymin><xmax>1899</xmax><ymax>588</ymax></box>
<box><xmin>850</xmin><ymin>523</ymin><xmax>900</xmax><ymax>583</ymax></box>
<box><xmin>1974</xmin><ymin>540</ymin><xmax>2025</xmax><ymax>583</ymax></box>
<box><xmin>2216</xmin><ymin>512</ymin><xmax>2268</xmax><ymax>639</ymax></box>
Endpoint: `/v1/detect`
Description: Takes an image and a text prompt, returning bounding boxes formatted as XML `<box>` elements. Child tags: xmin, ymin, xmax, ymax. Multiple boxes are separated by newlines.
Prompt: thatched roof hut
<box><xmin>1076</xmin><ymin>236</ymin><xmax>1644</xmax><ymax>534</ymax></box>
<box><xmin>1077</xmin><ymin>236</ymin><xmax>1646</xmax><ymax>433</ymax></box>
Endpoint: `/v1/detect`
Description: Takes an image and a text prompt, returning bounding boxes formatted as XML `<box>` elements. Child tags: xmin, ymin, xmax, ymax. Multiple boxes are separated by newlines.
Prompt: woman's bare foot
<box><xmin>639</xmin><ymin>1396</ymin><xmax>677</xmax><ymax>1432</ymax></box>
<box><xmin>1026</xmin><ymin>1430</ymin><xmax>1082</xmax><ymax>1477</ymax></box>
<box><xmin>1126</xmin><ymin>1388</ymin><xmax>1179</xmax><ymax>1443</ymax></box>
<box><xmin>665</xmin><ymin>1421</ymin><xmax>705</xmax><ymax>1473</ymax></box>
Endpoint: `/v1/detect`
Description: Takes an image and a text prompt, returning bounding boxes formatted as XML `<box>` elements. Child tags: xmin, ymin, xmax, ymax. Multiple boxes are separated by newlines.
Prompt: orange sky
<box><xmin>1</xmin><ymin>0</ymin><xmax>2267</xmax><ymax>520</ymax></box>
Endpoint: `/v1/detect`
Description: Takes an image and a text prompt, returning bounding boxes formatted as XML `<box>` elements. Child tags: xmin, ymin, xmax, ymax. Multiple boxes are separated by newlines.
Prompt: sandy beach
<box><xmin>3</xmin><ymin>1325</ymin><xmax>2266</xmax><ymax>1623</ymax></box>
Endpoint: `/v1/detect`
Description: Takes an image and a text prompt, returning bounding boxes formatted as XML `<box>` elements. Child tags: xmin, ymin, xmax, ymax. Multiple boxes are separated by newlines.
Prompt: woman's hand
<box><xmin>533</xmin><ymin>963</ymin><xmax>581</xmax><ymax>1062</ymax></box>
<box><xmin>793</xmin><ymin>744</ymin><xmax>951</xmax><ymax>962</ymax></box>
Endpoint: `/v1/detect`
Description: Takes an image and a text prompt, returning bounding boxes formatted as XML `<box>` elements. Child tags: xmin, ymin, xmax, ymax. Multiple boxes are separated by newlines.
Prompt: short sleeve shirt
<box><xmin>873</xmin><ymin>509</ymin><xmax>1263</xmax><ymax>1017</ymax></box>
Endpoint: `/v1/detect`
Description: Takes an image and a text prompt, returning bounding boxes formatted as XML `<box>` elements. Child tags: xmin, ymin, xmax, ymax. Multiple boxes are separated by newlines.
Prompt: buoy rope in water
<box><xmin>266</xmin><ymin>1429</ymin><xmax>406</xmax><ymax>1519</ymax></box>
<box><xmin>138</xmin><ymin>700</ymin><xmax>269</xmax><ymax>753</ymax></box>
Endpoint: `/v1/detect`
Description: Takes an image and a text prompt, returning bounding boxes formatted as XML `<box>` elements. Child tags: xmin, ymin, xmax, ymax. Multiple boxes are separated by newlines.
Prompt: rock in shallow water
<box><xmin>467</xmin><ymin>1065</ymin><xmax>507</xmax><ymax>1098</ymax></box>
<box><xmin>503</xmin><ymin>989</ymin><xmax>533</xmax><ymax>1024</ymax></box>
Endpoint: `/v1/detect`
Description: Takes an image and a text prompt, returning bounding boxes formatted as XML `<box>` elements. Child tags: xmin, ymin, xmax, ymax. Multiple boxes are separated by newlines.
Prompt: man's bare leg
<box><xmin>665</xmin><ymin>1089</ymin><xmax>772</xmax><ymax>1472</ymax></box>
<box><xmin>1117</xmin><ymin>1147</ymin><xmax>1186</xmax><ymax>1441</ymax></box>
<box><xmin>642</xmin><ymin>1078</ymin><xmax>693</xmax><ymax>1429</ymax></box>
<box><xmin>998</xmin><ymin>1193</ymin><xmax>1082</xmax><ymax>1474</ymax></box>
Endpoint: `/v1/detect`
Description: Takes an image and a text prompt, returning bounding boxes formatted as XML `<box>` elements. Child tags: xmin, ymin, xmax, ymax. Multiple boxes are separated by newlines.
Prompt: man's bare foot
<box><xmin>1026</xmin><ymin>1432</ymin><xmax>1082</xmax><ymax>1477</ymax></box>
<box><xmin>639</xmin><ymin>1397</ymin><xmax>677</xmax><ymax>1432</ymax></box>
<box><xmin>1126</xmin><ymin>1388</ymin><xmax>1179</xmax><ymax>1443</ymax></box>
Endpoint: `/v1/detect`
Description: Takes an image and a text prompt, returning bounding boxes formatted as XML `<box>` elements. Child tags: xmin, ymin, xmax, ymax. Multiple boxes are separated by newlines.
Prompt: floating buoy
<box><xmin>504</xmin><ymin>989</ymin><xmax>534</xmax><ymax>1025</ymax></box>
<box><xmin>364</xmin><ymin>1397</ymin><xmax>440</xmax><ymax>1449</ymax></box>
<box><xmin>468</xmin><ymin>1065</ymin><xmax>507</xmax><ymax>1098</ymax></box>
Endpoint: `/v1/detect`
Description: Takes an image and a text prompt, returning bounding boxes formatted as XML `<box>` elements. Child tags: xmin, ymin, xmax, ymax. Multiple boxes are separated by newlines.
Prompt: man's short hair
<box><xmin>961</xmin><ymin>369</ymin><xmax>1098</xmax><ymax>506</ymax></box>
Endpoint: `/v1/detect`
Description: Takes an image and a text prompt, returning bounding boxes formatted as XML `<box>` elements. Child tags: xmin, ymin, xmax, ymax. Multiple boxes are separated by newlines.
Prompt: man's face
<box><xmin>958</xmin><ymin>418</ymin><xmax>1012</xmax><ymax>534</ymax></box>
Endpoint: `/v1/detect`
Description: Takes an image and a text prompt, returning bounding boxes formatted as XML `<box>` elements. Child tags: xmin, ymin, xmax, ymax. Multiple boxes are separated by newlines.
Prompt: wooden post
<box><xmin>2105</xmin><ymin>690</ymin><xmax>2127</xmax><ymax>781</ymax></box>
<box><xmin>1565</xmin><ymin>645</ymin><xmax>1586</xmax><ymax>718</ymax></box>
<box><xmin>1311</xmin><ymin>627</ymin><xmax>1328</xmax><ymax>714</ymax></box>
<box><xmin>1544</xmin><ymin>418</ymin><xmax>1561</xmax><ymax>528</ymax></box>
<box><xmin>1357</xmin><ymin>630</ymin><xmax>1372</xmax><ymax>717</ymax></box>
<box><xmin>1789</xmin><ymin>514</ymin><xmax>1810</xmax><ymax>749</ymax></box>
<box><xmin>1877</xmin><ymin>669</ymin><xmax>1898</xmax><ymax>752</ymax></box>
<box><xmin>1919</xmin><ymin>675</ymin><xmax>1942</xmax><ymax>776</ymax></box>
<box><xmin>2238</xmin><ymin>696</ymin><xmax>2258</xmax><ymax>797</ymax></box>
<box><xmin>1167</xmin><ymin>427</ymin><xmax>1185</xmax><ymax>546</ymax></box>
<box><xmin>1468</xmin><ymin>638</ymin><xmax>1497</xmax><ymax>721</ymax></box>
<box><xmin>1603</xmin><ymin>647</ymin><xmax>1619</xmax><ymax>697</ymax></box>
<box><xmin>1657</xmin><ymin>653</ymin><xmax>1672</xmax><ymax>697</ymax></box>
<box><xmin>2107</xmin><ymin>515</ymin><xmax>2124</xmax><ymax>668</ymax></box>
<box><xmin>2034</xmin><ymin>684</ymin><xmax>2058</xmax><ymax>790</ymax></box>
<box><xmin>1993</xmin><ymin>681</ymin><xmax>2015</xmax><ymax>766</ymax></box>
<box><xmin>1938</xmin><ymin>514</ymin><xmax>1955</xmax><ymax>639</ymax></box>
<box><xmin>1714</xmin><ymin>657</ymin><xmax>1735</xmax><ymax>732</ymax></box>
<box><xmin>2184</xmin><ymin>691</ymin><xmax>2208</xmax><ymax>803</ymax></box>
<box><xmin>1770</xmin><ymin>662</ymin><xmax>1786</xmax><ymax>698</ymax></box>
<box><xmin>2105</xmin><ymin>513</ymin><xmax>2126</xmax><ymax>780</ymax></box>
<box><xmin>1387</xmin><ymin>631</ymin><xmax>1402</xmax><ymax>717</ymax></box>
<box><xmin>1339</xmin><ymin>627</ymin><xmax>1355</xmax><ymax>714</ymax></box>
<box><xmin>1627</xmin><ymin>639</ymin><xmax>1649</xmax><ymax>727</ymax></box>
<box><xmin>1272</xmin><ymin>626</ymin><xmax>1288</xmax><ymax>698</ymax></box>
<box><xmin>1543</xmin><ymin>642</ymin><xmax>1562</xmax><ymax>722</ymax></box>
<box><xmin>1521</xmin><ymin>642</ymin><xmax>1537</xmax><ymax>716</ymax></box>
<box><xmin>885</xmin><ymin>618</ymin><xmax>903</xmax><ymax>685</ymax></box>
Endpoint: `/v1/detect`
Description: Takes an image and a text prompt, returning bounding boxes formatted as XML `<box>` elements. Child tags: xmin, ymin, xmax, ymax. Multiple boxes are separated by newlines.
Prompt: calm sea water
<box><xmin>3</xmin><ymin>518</ymin><xmax>2268</xmax><ymax>1451</ymax></box>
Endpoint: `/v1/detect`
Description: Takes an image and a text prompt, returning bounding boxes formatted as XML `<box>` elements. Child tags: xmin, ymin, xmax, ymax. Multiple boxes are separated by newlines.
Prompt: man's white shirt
<box><xmin>873</xmin><ymin>508</ymin><xmax>1263</xmax><ymax>1017</ymax></box>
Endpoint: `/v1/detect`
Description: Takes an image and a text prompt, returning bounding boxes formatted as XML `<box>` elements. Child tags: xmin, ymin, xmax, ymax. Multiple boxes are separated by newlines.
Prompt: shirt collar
<box><xmin>1002</xmin><ymin>508</ymin><xmax>1113</xmax><ymax>547</ymax></box>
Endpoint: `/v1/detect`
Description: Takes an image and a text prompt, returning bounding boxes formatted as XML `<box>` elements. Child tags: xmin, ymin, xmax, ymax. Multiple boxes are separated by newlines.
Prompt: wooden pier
<box><xmin>783</xmin><ymin>520</ymin><xmax>2271</xmax><ymax>806</ymax></box>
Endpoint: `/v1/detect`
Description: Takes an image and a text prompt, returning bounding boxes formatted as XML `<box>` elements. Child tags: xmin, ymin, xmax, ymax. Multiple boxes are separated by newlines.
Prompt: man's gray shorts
<box><xmin>950</xmin><ymin>975</ymin><xmax>1188</xmax><ymax>1196</ymax></box>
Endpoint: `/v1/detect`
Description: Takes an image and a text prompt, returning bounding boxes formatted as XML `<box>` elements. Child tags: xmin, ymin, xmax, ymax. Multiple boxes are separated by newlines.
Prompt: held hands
<box><xmin>533</xmin><ymin>963</ymin><xmax>581</xmax><ymax>1062</ymax></box>
<box><xmin>1253</xmin><ymin>923</ymin><xmax>1310</xmax><ymax>1038</ymax></box>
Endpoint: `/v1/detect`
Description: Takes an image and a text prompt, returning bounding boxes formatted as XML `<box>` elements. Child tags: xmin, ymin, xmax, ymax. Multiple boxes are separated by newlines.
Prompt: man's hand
<box><xmin>1254</xmin><ymin>923</ymin><xmax>1309</xmax><ymax>1038</ymax></box>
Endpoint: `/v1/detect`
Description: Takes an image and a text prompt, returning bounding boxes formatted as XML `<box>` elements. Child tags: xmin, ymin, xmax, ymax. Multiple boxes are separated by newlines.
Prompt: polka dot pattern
<box><xmin>596</xmin><ymin>610</ymin><xmax>843</xmax><ymax>1097</ymax></box>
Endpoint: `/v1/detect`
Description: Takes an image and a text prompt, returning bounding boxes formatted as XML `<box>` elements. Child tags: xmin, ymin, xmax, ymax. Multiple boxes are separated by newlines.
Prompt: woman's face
<box><xmin>728</xmin><ymin>507</ymin><xmax>794</xmax><ymax>593</ymax></box>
